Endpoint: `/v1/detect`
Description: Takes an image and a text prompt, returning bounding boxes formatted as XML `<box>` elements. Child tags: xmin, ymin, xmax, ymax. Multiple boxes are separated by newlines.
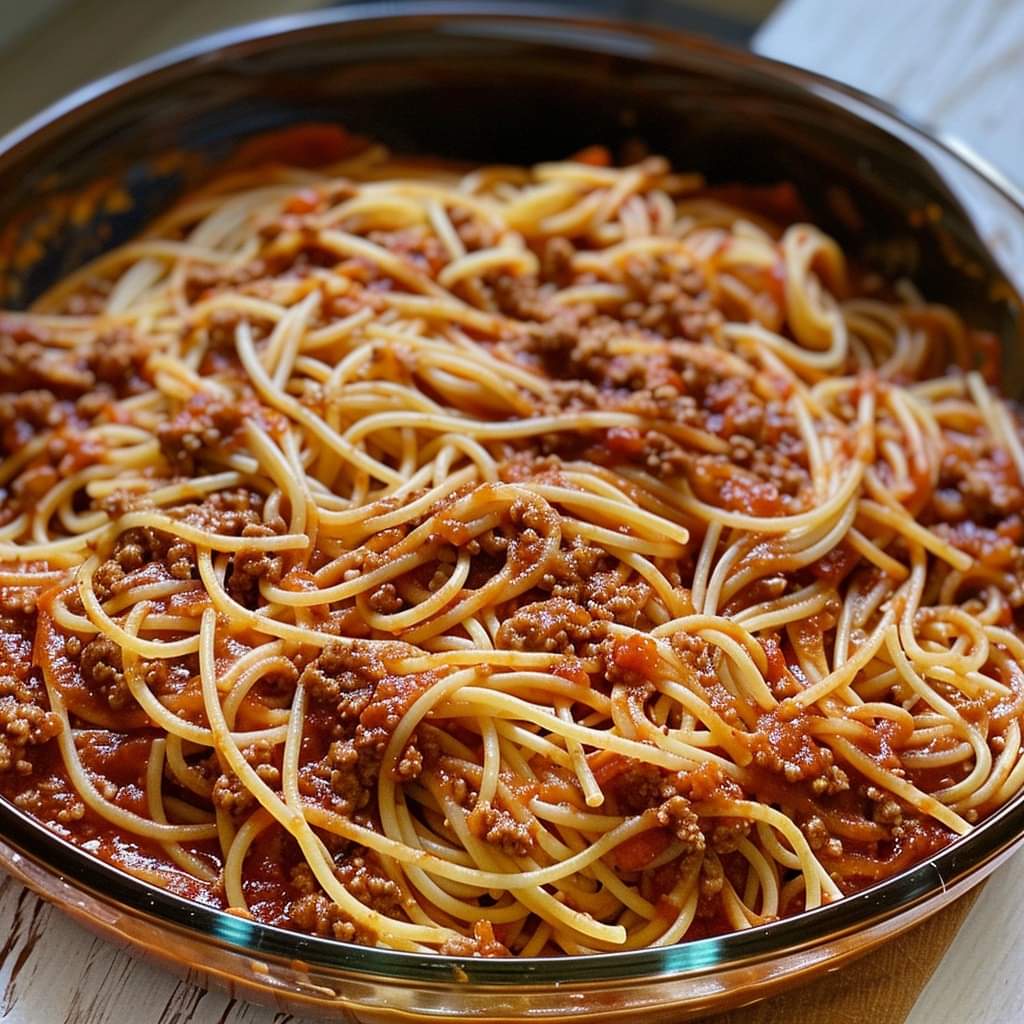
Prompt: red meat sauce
<box><xmin>4</xmin><ymin>134</ymin><xmax>1024</xmax><ymax>954</ymax></box>
<box><xmin>0</xmin><ymin>609</ymin><xmax>975</xmax><ymax>946</ymax></box>
<box><xmin>0</xmin><ymin>724</ymin><xmax>338</xmax><ymax>929</ymax></box>
<box><xmin>2</xmin><ymin>483</ymin><xmax>1017</xmax><ymax>944</ymax></box>
<box><xmin>603</xmin><ymin>634</ymin><xmax>961</xmax><ymax>884</ymax></box>
<box><xmin>0</xmin><ymin>613</ymin><xmax>433</xmax><ymax>937</ymax></box>
<box><xmin>0</xmin><ymin>723</ymin><xmax>218</xmax><ymax>901</ymax></box>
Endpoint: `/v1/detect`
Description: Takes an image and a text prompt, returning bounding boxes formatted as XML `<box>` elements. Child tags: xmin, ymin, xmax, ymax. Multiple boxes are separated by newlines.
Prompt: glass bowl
<box><xmin>1</xmin><ymin>5</ymin><xmax>1023</xmax><ymax>1020</ymax></box>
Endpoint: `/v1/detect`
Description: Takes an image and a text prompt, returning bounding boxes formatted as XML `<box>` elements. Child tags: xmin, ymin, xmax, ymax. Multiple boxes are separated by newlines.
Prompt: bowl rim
<box><xmin>2</xmin><ymin>0</ymin><xmax>1024</xmax><ymax>988</ymax></box>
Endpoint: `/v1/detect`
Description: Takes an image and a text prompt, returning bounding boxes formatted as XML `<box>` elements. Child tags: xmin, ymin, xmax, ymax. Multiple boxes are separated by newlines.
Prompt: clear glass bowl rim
<box><xmin>1</xmin><ymin>0</ymin><xmax>1023</xmax><ymax>989</ymax></box>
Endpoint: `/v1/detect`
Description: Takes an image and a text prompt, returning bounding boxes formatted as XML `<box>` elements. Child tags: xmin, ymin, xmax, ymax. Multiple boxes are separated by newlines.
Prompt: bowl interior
<box><xmin>0</xmin><ymin>7</ymin><xmax>1022</xmax><ymax>394</ymax></box>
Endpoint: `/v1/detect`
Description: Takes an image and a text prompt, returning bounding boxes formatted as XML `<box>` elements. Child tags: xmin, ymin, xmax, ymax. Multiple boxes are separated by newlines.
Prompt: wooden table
<box><xmin>1</xmin><ymin>1</ymin><xmax>1023</xmax><ymax>1022</ymax></box>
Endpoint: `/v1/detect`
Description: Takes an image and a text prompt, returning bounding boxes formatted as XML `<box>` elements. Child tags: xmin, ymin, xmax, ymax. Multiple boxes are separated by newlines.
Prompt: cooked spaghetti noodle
<box><xmin>1</xmin><ymin>128</ymin><xmax>1023</xmax><ymax>955</ymax></box>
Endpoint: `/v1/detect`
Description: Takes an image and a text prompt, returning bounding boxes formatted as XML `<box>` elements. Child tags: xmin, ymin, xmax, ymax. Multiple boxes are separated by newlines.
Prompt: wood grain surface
<box><xmin>0</xmin><ymin>865</ymin><xmax>985</xmax><ymax>1024</ymax></box>
<box><xmin>0</xmin><ymin>866</ymin><xmax>997</xmax><ymax>1024</ymax></box>
<box><xmin>754</xmin><ymin>0</ymin><xmax>1024</xmax><ymax>187</ymax></box>
<box><xmin>700</xmin><ymin>890</ymin><xmax>983</xmax><ymax>1024</ymax></box>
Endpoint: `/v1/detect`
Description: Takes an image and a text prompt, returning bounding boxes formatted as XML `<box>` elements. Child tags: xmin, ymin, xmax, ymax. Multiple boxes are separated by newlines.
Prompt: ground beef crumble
<box><xmin>0</xmin><ymin>390</ymin><xmax>67</xmax><ymax>457</ymax></box>
<box><xmin>656</xmin><ymin>795</ymin><xmax>706</xmax><ymax>856</ymax></box>
<box><xmin>225</xmin><ymin>521</ymin><xmax>287</xmax><ymax>608</ymax></box>
<box><xmin>495</xmin><ymin>596</ymin><xmax>598</xmax><ymax>655</ymax></box>
<box><xmin>157</xmin><ymin>393</ymin><xmax>259</xmax><ymax>472</ymax></box>
<box><xmin>439</xmin><ymin>920</ymin><xmax>510</xmax><ymax>958</ymax></box>
<box><xmin>78</xmin><ymin>637</ymin><xmax>129</xmax><ymax>711</ymax></box>
<box><xmin>0</xmin><ymin>675</ymin><xmax>62</xmax><ymax>775</ymax></box>
<box><xmin>285</xmin><ymin>851</ymin><xmax>402</xmax><ymax>945</ymax></box>
<box><xmin>288</xmin><ymin>892</ymin><xmax>372</xmax><ymax>943</ymax></box>
<box><xmin>467</xmin><ymin>800</ymin><xmax>535</xmax><ymax>857</ymax></box>
<box><xmin>298</xmin><ymin>641</ymin><xmax>430</xmax><ymax>814</ymax></box>
<box><xmin>0</xmin><ymin>324</ymin><xmax>150</xmax><ymax>400</ymax></box>
<box><xmin>212</xmin><ymin>740</ymin><xmax>281</xmax><ymax>821</ymax></box>
<box><xmin>300</xmin><ymin>639</ymin><xmax>390</xmax><ymax>710</ymax></box>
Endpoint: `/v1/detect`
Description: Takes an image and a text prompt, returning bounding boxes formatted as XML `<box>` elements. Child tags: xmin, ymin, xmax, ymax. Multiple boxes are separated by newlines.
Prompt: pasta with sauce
<box><xmin>0</xmin><ymin>128</ymin><xmax>1022</xmax><ymax>955</ymax></box>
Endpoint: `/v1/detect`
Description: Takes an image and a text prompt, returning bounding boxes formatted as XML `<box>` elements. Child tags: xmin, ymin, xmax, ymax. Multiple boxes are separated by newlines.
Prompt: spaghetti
<box><xmin>0</xmin><ymin>129</ymin><xmax>1023</xmax><ymax>955</ymax></box>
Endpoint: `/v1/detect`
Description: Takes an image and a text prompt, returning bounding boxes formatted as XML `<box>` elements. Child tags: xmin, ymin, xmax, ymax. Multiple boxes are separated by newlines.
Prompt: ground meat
<box><xmin>467</xmin><ymin>800</ymin><xmax>535</xmax><ymax>857</ymax></box>
<box><xmin>316</xmin><ymin>739</ymin><xmax>373</xmax><ymax>816</ymax></box>
<box><xmin>438</xmin><ymin>920</ymin><xmax>510</xmax><ymax>958</ymax></box>
<box><xmin>669</xmin><ymin>633</ymin><xmax>720</xmax><ymax>692</ymax></box>
<box><xmin>486</xmin><ymin>271</ymin><xmax>548</xmax><ymax>321</ymax></box>
<box><xmin>335</xmin><ymin>853</ymin><xmax>404</xmax><ymax>917</ymax></box>
<box><xmin>530</xmin><ymin>541</ymin><xmax>650</xmax><ymax>627</ymax></box>
<box><xmin>609</xmin><ymin>762</ymin><xmax>669</xmax><ymax>815</ymax></box>
<box><xmin>437</xmin><ymin>765</ymin><xmax>477</xmax><ymax>812</ymax></box>
<box><xmin>708</xmin><ymin>817</ymin><xmax>751</xmax><ymax>854</ymax></box>
<box><xmin>746</xmin><ymin>707</ymin><xmax>851</xmax><ymax>793</ymax></box>
<box><xmin>602</xmin><ymin>581</ymin><xmax>653</xmax><ymax>627</ymax></box>
<box><xmin>287</xmin><ymin>892</ymin><xmax>374</xmax><ymax>944</ymax></box>
<box><xmin>0</xmin><ymin>329</ymin><xmax>68</xmax><ymax>395</ymax></box>
<box><xmin>449</xmin><ymin>206</ymin><xmax>497</xmax><ymax>252</ymax></box>
<box><xmin>157</xmin><ymin>393</ymin><xmax>252</xmax><ymax>472</ymax></box>
<box><xmin>655</xmin><ymin>795</ymin><xmax>706</xmax><ymax>855</ymax></box>
<box><xmin>866</xmin><ymin>786</ymin><xmax>904</xmax><ymax>827</ymax></box>
<box><xmin>696</xmin><ymin>855</ymin><xmax>725</xmax><ymax>917</ymax></box>
<box><xmin>365</xmin><ymin>227</ymin><xmax>447</xmax><ymax>276</ymax></box>
<box><xmin>0</xmin><ymin>675</ymin><xmax>62</xmax><ymax>775</ymax></box>
<box><xmin>299</xmin><ymin>639</ymin><xmax>390</xmax><ymax>709</ymax></box>
<box><xmin>226</xmin><ymin>522</ymin><xmax>286</xmax><ymax>608</ymax></box>
<box><xmin>540</xmin><ymin>236</ymin><xmax>576</xmax><ymax>287</ymax></box>
<box><xmin>619</xmin><ymin>253</ymin><xmax>722</xmax><ymax>340</ymax></box>
<box><xmin>0</xmin><ymin>390</ymin><xmax>67</xmax><ymax>457</ymax></box>
<box><xmin>0</xmin><ymin>324</ymin><xmax>148</xmax><ymax>400</ymax></box>
<box><xmin>0</xmin><ymin>588</ymin><xmax>36</xmax><ymax>622</ymax></box>
<box><xmin>211</xmin><ymin>775</ymin><xmax>254</xmax><ymax>820</ymax></box>
<box><xmin>92</xmin><ymin>526</ymin><xmax>196</xmax><ymax>600</ymax></box>
<box><xmin>0</xmin><ymin>593</ymin><xmax>37</xmax><ymax>690</ymax></box>
<box><xmin>86</xmin><ymin>327</ymin><xmax>150</xmax><ymax>394</ymax></box>
<box><xmin>931</xmin><ymin>431</ymin><xmax>1024</xmax><ymax>526</ymax></box>
<box><xmin>367</xmin><ymin>582</ymin><xmax>403</xmax><ymax>614</ymax></box>
<box><xmin>628</xmin><ymin>428</ymin><xmax>691</xmax><ymax>479</ymax></box>
<box><xmin>78</xmin><ymin>637</ymin><xmax>130</xmax><ymax>711</ymax></box>
<box><xmin>185</xmin><ymin>259</ymin><xmax>290</xmax><ymax>309</ymax></box>
<box><xmin>532</xmin><ymin>534</ymin><xmax>607</xmax><ymax>601</ymax></box>
<box><xmin>7</xmin><ymin>771</ymin><xmax>85</xmax><ymax>826</ymax></box>
<box><xmin>332</xmin><ymin>672</ymin><xmax>435</xmax><ymax>799</ymax></box>
<box><xmin>289</xmin><ymin>861</ymin><xmax>319</xmax><ymax>896</ymax></box>
<box><xmin>502</xmin><ymin>300</ymin><xmax>810</xmax><ymax>505</ymax></box>
<box><xmin>211</xmin><ymin>740</ymin><xmax>281</xmax><ymax>821</ymax></box>
<box><xmin>495</xmin><ymin>596</ymin><xmax>596</xmax><ymax>655</ymax></box>
<box><xmin>810</xmin><ymin>763</ymin><xmax>851</xmax><ymax>797</ymax></box>
<box><xmin>801</xmin><ymin>814</ymin><xmax>829</xmax><ymax>851</ymax></box>
<box><xmin>175</xmin><ymin>491</ymin><xmax>270</xmax><ymax>537</ymax></box>
<box><xmin>91</xmin><ymin>558</ymin><xmax>127</xmax><ymax>601</ymax></box>
<box><xmin>504</xmin><ymin>496</ymin><xmax>559</xmax><ymax>573</ymax></box>
<box><xmin>533</xmin><ymin>314</ymin><xmax>673</xmax><ymax>392</ymax></box>
<box><xmin>166</xmin><ymin>539</ymin><xmax>198</xmax><ymax>581</ymax></box>
<box><xmin>394</xmin><ymin>733</ymin><xmax>426</xmax><ymax>781</ymax></box>
<box><xmin>98</xmin><ymin>490</ymin><xmax>154</xmax><ymax>519</ymax></box>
